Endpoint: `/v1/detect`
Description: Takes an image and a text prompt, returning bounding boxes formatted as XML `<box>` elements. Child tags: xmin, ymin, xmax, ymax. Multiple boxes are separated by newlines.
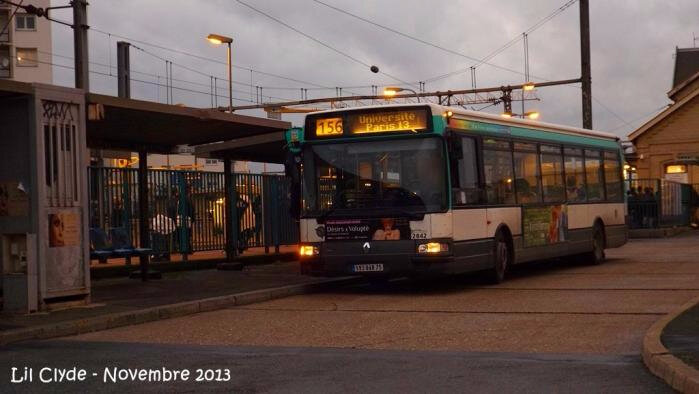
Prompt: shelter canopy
<box><xmin>194</xmin><ymin>131</ymin><xmax>289</xmax><ymax>164</ymax></box>
<box><xmin>86</xmin><ymin>93</ymin><xmax>291</xmax><ymax>154</ymax></box>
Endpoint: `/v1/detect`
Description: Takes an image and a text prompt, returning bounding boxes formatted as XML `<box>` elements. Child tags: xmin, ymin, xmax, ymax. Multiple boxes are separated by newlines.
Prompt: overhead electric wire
<box><xmin>234</xmin><ymin>0</ymin><xmax>416</xmax><ymax>88</ymax></box>
<box><xmin>312</xmin><ymin>0</ymin><xmax>577</xmax><ymax>84</ymax></box>
<box><xmin>607</xmin><ymin>104</ymin><xmax>669</xmax><ymax>132</ymax></box>
<box><xmin>423</xmin><ymin>0</ymin><xmax>579</xmax><ymax>84</ymax></box>
<box><xmin>40</xmin><ymin>56</ymin><xmax>291</xmax><ymax>104</ymax></box>
<box><xmin>87</xmin><ymin>27</ymin><xmax>357</xmax><ymax>91</ymax></box>
<box><xmin>311</xmin><ymin>0</ymin><xmax>523</xmax><ymax>79</ymax></box>
<box><xmin>472</xmin><ymin>0</ymin><xmax>578</xmax><ymax>69</ymax></box>
<box><xmin>39</xmin><ymin>48</ymin><xmax>295</xmax><ymax>102</ymax></box>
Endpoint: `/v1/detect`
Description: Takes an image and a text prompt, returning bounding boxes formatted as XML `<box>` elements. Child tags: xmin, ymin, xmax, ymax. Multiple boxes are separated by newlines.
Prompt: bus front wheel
<box><xmin>488</xmin><ymin>232</ymin><xmax>510</xmax><ymax>284</ymax></box>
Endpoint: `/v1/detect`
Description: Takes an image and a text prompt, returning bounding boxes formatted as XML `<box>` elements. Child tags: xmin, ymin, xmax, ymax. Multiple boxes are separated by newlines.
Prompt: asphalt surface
<box><xmin>2</xmin><ymin>232</ymin><xmax>699</xmax><ymax>392</ymax></box>
<box><xmin>1</xmin><ymin>262</ymin><xmax>319</xmax><ymax>331</ymax></box>
<box><xmin>0</xmin><ymin>341</ymin><xmax>671</xmax><ymax>393</ymax></box>
<box><xmin>663</xmin><ymin>302</ymin><xmax>699</xmax><ymax>368</ymax></box>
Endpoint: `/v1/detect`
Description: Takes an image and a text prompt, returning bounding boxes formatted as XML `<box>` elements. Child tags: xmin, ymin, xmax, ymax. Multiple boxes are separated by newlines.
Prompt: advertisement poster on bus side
<box><xmin>522</xmin><ymin>204</ymin><xmax>568</xmax><ymax>248</ymax></box>
<box><xmin>325</xmin><ymin>218</ymin><xmax>410</xmax><ymax>241</ymax></box>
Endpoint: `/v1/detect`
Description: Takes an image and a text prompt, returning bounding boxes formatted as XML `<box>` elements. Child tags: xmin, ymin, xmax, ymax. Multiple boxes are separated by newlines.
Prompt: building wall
<box><xmin>634</xmin><ymin>95</ymin><xmax>699</xmax><ymax>184</ymax></box>
<box><xmin>0</xmin><ymin>0</ymin><xmax>52</xmax><ymax>84</ymax></box>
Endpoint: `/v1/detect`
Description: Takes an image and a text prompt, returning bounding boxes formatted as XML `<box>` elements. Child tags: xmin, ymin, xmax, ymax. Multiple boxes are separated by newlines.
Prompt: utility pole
<box><xmin>117</xmin><ymin>41</ymin><xmax>131</xmax><ymax>98</ymax></box>
<box><xmin>580</xmin><ymin>0</ymin><xmax>592</xmax><ymax>129</ymax></box>
<box><xmin>72</xmin><ymin>0</ymin><xmax>89</xmax><ymax>91</ymax></box>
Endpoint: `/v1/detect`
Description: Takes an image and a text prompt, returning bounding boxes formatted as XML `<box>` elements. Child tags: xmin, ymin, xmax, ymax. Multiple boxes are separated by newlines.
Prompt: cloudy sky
<box><xmin>49</xmin><ymin>0</ymin><xmax>698</xmax><ymax>139</ymax></box>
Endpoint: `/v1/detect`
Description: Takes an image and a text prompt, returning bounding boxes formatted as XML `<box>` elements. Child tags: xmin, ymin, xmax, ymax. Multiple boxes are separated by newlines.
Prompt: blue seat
<box><xmin>89</xmin><ymin>228</ymin><xmax>113</xmax><ymax>264</ymax></box>
<box><xmin>110</xmin><ymin>227</ymin><xmax>152</xmax><ymax>265</ymax></box>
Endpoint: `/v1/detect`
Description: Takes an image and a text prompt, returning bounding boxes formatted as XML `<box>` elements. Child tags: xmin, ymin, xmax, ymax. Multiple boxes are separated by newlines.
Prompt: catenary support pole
<box><xmin>580</xmin><ymin>0</ymin><xmax>593</xmax><ymax>129</ymax></box>
<box><xmin>72</xmin><ymin>0</ymin><xmax>89</xmax><ymax>91</ymax></box>
<box><xmin>117</xmin><ymin>41</ymin><xmax>131</xmax><ymax>98</ymax></box>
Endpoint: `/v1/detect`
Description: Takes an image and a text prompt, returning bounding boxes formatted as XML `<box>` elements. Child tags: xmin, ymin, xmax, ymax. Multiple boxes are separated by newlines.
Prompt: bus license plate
<box><xmin>353</xmin><ymin>264</ymin><xmax>384</xmax><ymax>272</ymax></box>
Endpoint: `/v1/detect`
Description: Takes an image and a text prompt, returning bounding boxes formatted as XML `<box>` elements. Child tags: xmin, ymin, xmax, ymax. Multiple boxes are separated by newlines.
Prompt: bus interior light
<box><xmin>299</xmin><ymin>245</ymin><xmax>319</xmax><ymax>257</ymax></box>
<box><xmin>418</xmin><ymin>242</ymin><xmax>449</xmax><ymax>254</ymax></box>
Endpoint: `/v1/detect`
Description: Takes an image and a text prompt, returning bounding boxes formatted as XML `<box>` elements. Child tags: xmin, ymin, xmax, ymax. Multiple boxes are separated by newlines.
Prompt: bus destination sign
<box><xmin>348</xmin><ymin>110</ymin><xmax>427</xmax><ymax>134</ymax></box>
<box><xmin>315</xmin><ymin>117</ymin><xmax>343</xmax><ymax>137</ymax></box>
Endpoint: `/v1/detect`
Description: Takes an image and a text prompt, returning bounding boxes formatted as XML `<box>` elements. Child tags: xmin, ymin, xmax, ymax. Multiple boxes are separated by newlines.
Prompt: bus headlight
<box><xmin>418</xmin><ymin>242</ymin><xmax>449</xmax><ymax>254</ymax></box>
<box><xmin>299</xmin><ymin>245</ymin><xmax>319</xmax><ymax>257</ymax></box>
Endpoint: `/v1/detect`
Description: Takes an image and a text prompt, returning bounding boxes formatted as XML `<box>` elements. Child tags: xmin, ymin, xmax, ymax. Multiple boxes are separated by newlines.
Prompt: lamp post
<box><xmin>207</xmin><ymin>33</ymin><xmax>234</xmax><ymax>112</ymax></box>
<box><xmin>501</xmin><ymin>110</ymin><xmax>540</xmax><ymax>120</ymax></box>
<box><xmin>383</xmin><ymin>86</ymin><xmax>420</xmax><ymax>103</ymax></box>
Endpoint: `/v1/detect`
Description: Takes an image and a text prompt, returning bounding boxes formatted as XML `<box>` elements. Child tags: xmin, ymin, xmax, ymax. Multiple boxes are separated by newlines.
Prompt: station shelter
<box><xmin>0</xmin><ymin>79</ymin><xmax>293</xmax><ymax>313</ymax></box>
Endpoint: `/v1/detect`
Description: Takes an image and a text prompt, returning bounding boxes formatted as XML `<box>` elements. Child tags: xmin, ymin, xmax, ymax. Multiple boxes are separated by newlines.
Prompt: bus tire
<box><xmin>488</xmin><ymin>231</ymin><xmax>510</xmax><ymax>284</ymax></box>
<box><xmin>584</xmin><ymin>224</ymin><xmax>606</xmax><ymax>265</ymax></box>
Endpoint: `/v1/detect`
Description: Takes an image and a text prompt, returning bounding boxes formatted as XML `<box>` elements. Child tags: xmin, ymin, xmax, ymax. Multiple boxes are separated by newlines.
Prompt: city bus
<box><xmin>285</xmin><ymin>103</ymin><xmax>627</xmax><ymax>282</ymax></box>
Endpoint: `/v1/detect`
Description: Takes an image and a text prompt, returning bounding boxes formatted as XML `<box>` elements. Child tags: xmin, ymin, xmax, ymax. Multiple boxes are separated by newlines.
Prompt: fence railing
<box><xmin>626</xmin><ymin>178</ymin><xmax>697</xmax><ymax>229</ymax></box>
<box><xmin>88</xmin><ymin>167</ymin><xmax>299</xmax><ymax>257</ymax></box>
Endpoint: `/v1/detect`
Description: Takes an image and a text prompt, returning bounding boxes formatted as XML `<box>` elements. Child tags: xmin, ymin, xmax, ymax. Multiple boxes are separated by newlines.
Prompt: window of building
<box><xmin>665</xmin><ymin>164</ymin><xmax>687</xmax><ymax>174</ymax></box>
<box><xmin>452</xmin><ymin>136</ymin><xmax>481</xmax><ymax>205</ymax></box>
<box><xmin>16</xmin><ymin>47</ymin><xmax>38</xmax><ymax>67</ymax></box>
<box><xmin>513</xmin><ymin>142</ymin><xmax>540</xmax><ymax>204</ymax></box>
<box><xmin>0</xmin><ymin>46</ymin><xmax>10</xmax><ymax>78</ymax></box>
<box><xmin>564</xmin><ymin>148</ymin><xmax>586</xmax><ymax>202</ymax></box>
<box><xmin>0</xmin><ymin>9</ymin><xmax>9</xmax><ymax>42</ymax></box>
<box><xmin>15</xmin><ymin>13</ymin><xmax>36</xmax><ymax>30</ymax></box>
<box><xmin>585</xmin><ymin>150</ymin><xmax>604</xmax><ymax>201</ymax></box>
<box><xmin>540</xmin><ymin>145</ymin><xmax>565</xmax><ymax>202</ymax></box>
<box><xmin>603</xmin><ymin>151</ymin><xmax>622</xmax><ymax>201</ymax></box>
<box><xmin>483</xmin><ymin>140</ymin><xmax>514</xmax><ymax>205</ymax></box>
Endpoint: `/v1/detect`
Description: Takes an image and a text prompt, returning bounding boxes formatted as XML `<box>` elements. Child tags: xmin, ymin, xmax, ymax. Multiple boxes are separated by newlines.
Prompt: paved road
<box><xmin>0</xmin><ymin>341</ymin><xmax>671</xmax><ymax>392</ymax></box>
<box><xmin>3</xmin><ymin>233</ymin><xmax>699</xmax><ymax>391</ymax></box>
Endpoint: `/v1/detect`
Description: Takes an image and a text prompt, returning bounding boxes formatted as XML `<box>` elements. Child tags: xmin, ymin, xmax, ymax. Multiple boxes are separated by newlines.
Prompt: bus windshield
<box><xmin>302</xmin><ymin>137</ymin><xmax>447</xmax><ymax>217</ymax></box>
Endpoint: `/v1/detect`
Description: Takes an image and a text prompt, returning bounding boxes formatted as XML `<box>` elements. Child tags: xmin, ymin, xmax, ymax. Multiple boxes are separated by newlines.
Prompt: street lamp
<box><xmin>501</xmin><ymin>110</ymin><xmax>540</xmax><ymax>120</ymax></box>
<box><xmin>207</xmin><ymin>33</ymin><xmax>234</xmax><ymax>112</ymax></box>
<box><xmin>522</xmin><ymin>82</ymin><xmax>536</xmax><ymax>91</ymax></box>
<box><xmin>383</xmin><ymin>86</ymin><xmax>420</xmax><ymax>103</ymax></box>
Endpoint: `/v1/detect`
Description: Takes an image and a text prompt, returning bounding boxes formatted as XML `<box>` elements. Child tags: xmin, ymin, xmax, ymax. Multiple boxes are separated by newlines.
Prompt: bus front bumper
<box><xmin>299</xmin><ymin>239</ymin><xmax>478</xmax><ymax>277</ymax></box>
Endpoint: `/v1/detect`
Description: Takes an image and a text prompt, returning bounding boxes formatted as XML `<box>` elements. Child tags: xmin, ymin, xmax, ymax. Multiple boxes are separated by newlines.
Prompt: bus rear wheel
<box><xmin>584</xmin><ymin>225</ymin><xmax>606</xmax><ymax>265</ymax></box>
<box><xmin>488</xmin><ymin>232</ymin><xmax>510</xmax><ymax>284</ymax></box>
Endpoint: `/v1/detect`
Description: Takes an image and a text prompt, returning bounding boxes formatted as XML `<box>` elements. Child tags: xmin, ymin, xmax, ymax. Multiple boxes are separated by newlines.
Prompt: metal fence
<box><xmin>626</xmin><ymin>178</ymin><xmax>695</xmax><ymax>229</ymax></box>
<box><xmin>88</xmin><ymin>167</ymin><xmax>299</xmax><ymax>258</ymax></box>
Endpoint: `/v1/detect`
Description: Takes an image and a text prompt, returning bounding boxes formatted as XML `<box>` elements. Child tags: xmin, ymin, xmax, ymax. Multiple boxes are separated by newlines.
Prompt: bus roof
<box><xmin>308</xmin><ymin>103</ymin><xmax>620</xmax><ymax>142</ymax></box>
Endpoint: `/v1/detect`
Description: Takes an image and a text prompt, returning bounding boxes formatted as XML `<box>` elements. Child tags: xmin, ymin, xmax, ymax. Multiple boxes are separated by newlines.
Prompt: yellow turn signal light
<box><xmin>418</xmin><ymin>242</ymin><xmax>449</xmax><ymax>254</ymax></box>
<box><xmin>299</xmin><ymin>245</ymin><xmax>319</xmax><ymax>257</ymax></box>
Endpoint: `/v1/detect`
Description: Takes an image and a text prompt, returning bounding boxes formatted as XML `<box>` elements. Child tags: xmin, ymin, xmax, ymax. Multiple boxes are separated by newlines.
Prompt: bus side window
<box><xmin>483</xmin><ymin>139</ymin><xmax>515</xmax><ymax>205</ymax></box>
<box><xmin>513</xmin><ymin>142</ymin><xmax>541</xmax><ymax>204</ymax></box>
<box><xmin>585</xmin><ymin>150</ymin><xmax>605</xmax><ymax>201</ymax></box>
<box><xmin>603</xmin><ymin>151</ymin><xmax>622</xmax><ymax>201</ymax></box>
<box><xmin>452</xmin><ymin>136</ymin><xmax>481</xmax><ymax>205</ymax></box>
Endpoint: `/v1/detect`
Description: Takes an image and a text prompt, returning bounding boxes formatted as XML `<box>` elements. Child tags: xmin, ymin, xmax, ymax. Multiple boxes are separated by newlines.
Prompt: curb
<box><xmin>642</xmin><ymin>295</ymin><xmax>699</xmax><ymax>393</ymax></box>
<box><xmin>0</xmin><ymin>276</ymin><xmax>361</xmax><ymax>347</ymax></box>
<box><xmin>90</xmin><ymin>252</ymin><xmax>297</xmax><ymax>280</ymax></box>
